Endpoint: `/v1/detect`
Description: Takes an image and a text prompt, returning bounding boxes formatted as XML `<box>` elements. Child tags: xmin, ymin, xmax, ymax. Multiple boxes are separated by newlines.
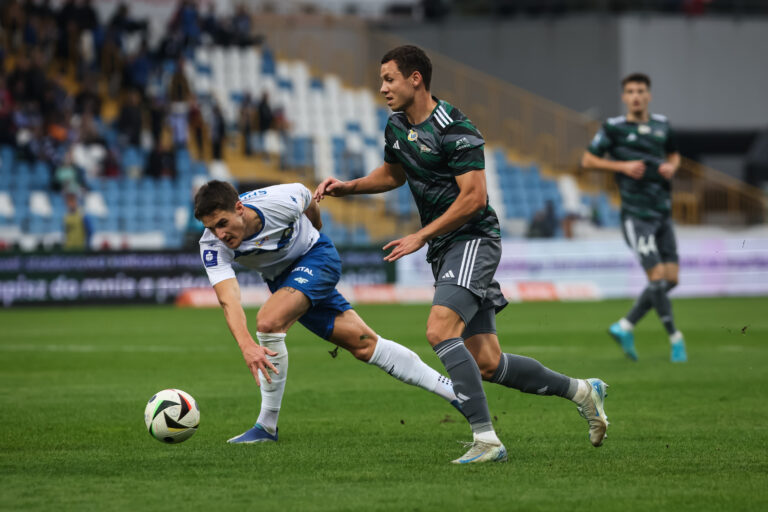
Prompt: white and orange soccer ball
<box><xmin>144</xmin><ymin>389</ymin><xmax>200</xmax><ymax>444</ymax></box>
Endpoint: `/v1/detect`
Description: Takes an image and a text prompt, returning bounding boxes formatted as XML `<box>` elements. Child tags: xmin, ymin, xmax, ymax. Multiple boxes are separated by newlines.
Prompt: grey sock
<box><xmin>626</xmin><ymin>280</ymin><xmax>678</xmax><ymax>326</ymax></box>
<box><xmin>433</xmin><ymin>338</ymin><xmax>493</xmax><ymax>434</ymax></box>
<box><xmin>648</xmin><ymin>279</ymin><xmax>677</xmax><ymax>335</ymax></box>
<box><xmin>490</xmin><ymin>353</ymin><xmax>577</xmax><ymax>399</ymax></box>
<box><xmin>626</xmin><ymin>286</ymin><xmax>653</xmax><ymax>325</ymax></box>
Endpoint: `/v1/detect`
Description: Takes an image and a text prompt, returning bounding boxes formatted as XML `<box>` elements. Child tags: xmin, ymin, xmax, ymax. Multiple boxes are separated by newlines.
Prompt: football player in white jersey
<box><xmin>195</xmin><ymin>180</ymin><xmax>459</xmax><ymax>443</ymax></box>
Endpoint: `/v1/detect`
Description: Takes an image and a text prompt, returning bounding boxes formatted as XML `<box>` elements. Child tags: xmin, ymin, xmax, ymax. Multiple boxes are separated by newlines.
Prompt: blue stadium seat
<box><xmin>122</xmin><ymin>146</ymin><xmax>144</xmax><ymax>172</ymax></box>
<box><xmin>0</xmin><ymin>145</ymin><xmax>15</xmax><ymax>173</ymax></box>
<box><xmin>176</xmin><ymin>149</ymin><xmax>192</xmax><ymax>176</ymax></box>
<box><xmin>261</xmin><ymin>48</ymin><xmax>276</xmax><ymax>75</ymax></box>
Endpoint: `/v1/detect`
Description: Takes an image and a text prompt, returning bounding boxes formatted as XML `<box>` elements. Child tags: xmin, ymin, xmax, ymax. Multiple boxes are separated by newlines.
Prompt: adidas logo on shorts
<box><xmin>441</xmin><ymin>270</ymin><xmax>455</xmax><ymax>280</ymax></box>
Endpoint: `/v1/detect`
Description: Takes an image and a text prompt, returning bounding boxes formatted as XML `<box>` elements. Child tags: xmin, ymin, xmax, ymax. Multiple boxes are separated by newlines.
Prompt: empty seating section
<box><xmin>0</xmin><ymin>142</ymin><xmax>206</xmax><ymax>249</ymax></box>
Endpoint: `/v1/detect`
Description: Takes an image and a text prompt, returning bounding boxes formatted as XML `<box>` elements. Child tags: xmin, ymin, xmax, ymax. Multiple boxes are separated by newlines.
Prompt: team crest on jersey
<box><xmin>638</xmin><ymin>125</ymin><xmax>651</xmax><ymax>134</ymax></box>
<box><xmin>407</xmin><ymin>129</ymin><xmax>418</xmax><ymax>141</ymax></box>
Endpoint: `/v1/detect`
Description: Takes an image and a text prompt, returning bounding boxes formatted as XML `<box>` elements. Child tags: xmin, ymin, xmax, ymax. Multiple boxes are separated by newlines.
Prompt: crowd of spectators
<box><xmin>0</xmin><ymin>0</ymin><xmax>269</xmax><ymax>202</ymax></box>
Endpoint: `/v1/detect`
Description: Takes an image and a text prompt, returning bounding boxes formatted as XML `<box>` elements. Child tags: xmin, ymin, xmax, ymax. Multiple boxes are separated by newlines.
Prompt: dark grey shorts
<box><xmin>430</xmin><ymin>238</ymin><xmax>508</xmax><ymax>337</ymax></box>
<box><xmin>621</xmin><ymin>214</ymin><xmax>679</xmax><ymax>270</ymax></box>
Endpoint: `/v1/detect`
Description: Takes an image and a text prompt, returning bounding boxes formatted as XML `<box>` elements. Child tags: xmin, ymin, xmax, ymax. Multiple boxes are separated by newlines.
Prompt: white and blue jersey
<box><xmin>199</xmin><ymin>183</ymin><xmax>351</xmax><ymax>340</ymax></box>
<box><xmin>200</xmin><ymin>183</ymin><xmax>319</xmax><ymax>283</ymax></box>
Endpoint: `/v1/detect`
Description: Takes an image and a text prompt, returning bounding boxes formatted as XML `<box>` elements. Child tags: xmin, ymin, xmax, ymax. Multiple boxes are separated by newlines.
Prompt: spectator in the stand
<box><xmin>124</xmin><ymin>39</ymin><xmax>151</xmax><ymax>95</ymax></box>
<box><xmin>145</xmin><ymin>139</ymin><xmax>176</xmax><ymax>178</ymax></box>
<box><xmin>0</xmin><ymin>75</ymin><xmax>15</xmax><ymax>146</ymax></box>
<box><xmin>239</xmin><ymin>93</ymin><xmax>255</xmax><ymax>155</ymax></box>
<box><xmin>62</xmin><ymin>191</ymin><xmax>92</xmax><ymax>251</ymax></box>
<box><xmin>75</xmin><ymin>0</ymin><xmax>99</xmax><ymax>33</ymax></box>
<box><xmin>231</xmin><ymin>4</ymin><xmax>255</xmax><ymax>47</ymax></box>
<box><xmin>1</xmin><ymin>0</ymin><xmax>26</xmax><ymax>51</ymax></box>
<box><xmin>53</xmin><ymin>149</ymin><xmax>84</xmax><ymax>195</ymax></box>
<box><xmin>26</xmin><ymin>48</ymin><xmax>48</xmax><ymax>105</ymax></box>
<box><xmin>188</xmin><ymin>100</ymin><xmax>205</xmax><ymax>159</ymax></box>
<box><xmin>74</xmin><ymin>78</ymin><xmax>102</xmax><ymax>118</ymax></box>
<box><xmin>6</xmin><ymin>52</ymin><xmax>31</xmax><ymax>103</ymax></box>
<box><xmin>256</xmin><ymin>91</ymin><xmax>273</xmax><ymax>154</ymax></box>
<box><xmin>200</xmin><ymin>3</ymin><xmax>222</xmax><ymax>45</ymax></box>
<box><xmin>168</xmin><ymin>57</ymin><xmax>192</xmax><ymax>149</ymax></box>
<box><xmin>210</xmin><ymin>99</ymin><xmax>225</xmax><ymax>161</ymax></box>
<box><xmin>116</xmin><ymin>89</ymin><xmax>143</xmax><ymax>147</ymax></box>
<box><xmin>173</xmin><ymin>0</ymin><xmax>201</xmax><ymax>50</ymax></box>
<box><xmin>149</xmin><ymin>95</ymin><xmax>166</xmax><ymax>148</ymax></box>
<box><xmin>72</xmin><ymin>112</ymin><xmax>109</xmax><ymax>179</ymax></box>
<box><xmin>526</xmin><ymin>199</ymin><xmax>558</xmax><ymax>238</ymax></box>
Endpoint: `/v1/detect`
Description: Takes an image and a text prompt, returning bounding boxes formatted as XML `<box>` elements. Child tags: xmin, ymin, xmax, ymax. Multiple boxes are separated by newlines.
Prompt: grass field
<box><xmin>1</xmin><ymin>298</ymin><xmax>767</xmax><ymax>511</ymax></box>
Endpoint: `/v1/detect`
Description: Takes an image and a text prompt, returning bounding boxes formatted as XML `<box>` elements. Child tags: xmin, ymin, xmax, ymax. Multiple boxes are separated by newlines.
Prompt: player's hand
<box><xmin>658</xmin><ymin>162</ymin><xmax>677</xmax><ymax>179</ymax></box>
<box><xmin>314</xmin><ymin>178</ymin><xmax>351</xmax><ymax>202</ymax></box>
<box><xmin>622</xmin><ymin>160</ymin><xmax>646</xmax><ymax>180</ymax></box>
<box><xmin>382</xmin><ymin>233</ymin><xmax>427</xmax><ymax>262</ymax></box>
<box><xmin>241</xmin><ymin>343</ymin><xmax>279</xmax><ymax>386</ymax></box>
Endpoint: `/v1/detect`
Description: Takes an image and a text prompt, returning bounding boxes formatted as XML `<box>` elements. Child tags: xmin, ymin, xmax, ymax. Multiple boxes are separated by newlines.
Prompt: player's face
<box><xmin>200</xmin><ymin>203</ymin><xmax>248</xmax><ymax>249</ymax></box>
<box><xmin>380</xmin><ymin>60</ymin><xmax>415</xmax><ymax>111</ymax></box>
<box><xmin>622</xmin><ymin>82</ymin><xmax>651</xmax><ymax>117</ymax></box>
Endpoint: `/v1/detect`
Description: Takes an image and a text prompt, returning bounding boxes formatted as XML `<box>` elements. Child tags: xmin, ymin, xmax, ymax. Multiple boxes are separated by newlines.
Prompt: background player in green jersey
<box><xmin>316</xmin><ymin>45</ymin><xmax>609</xmax><ymax>464</ymax></box>
<box><xmin>581</xmin><ymin>73</ymin><xmax>687</xmax><ymax>363</ymax></box>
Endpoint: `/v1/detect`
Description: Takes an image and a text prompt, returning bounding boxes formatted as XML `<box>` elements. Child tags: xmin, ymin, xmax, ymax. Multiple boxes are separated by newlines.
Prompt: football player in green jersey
<box><xmin>316</xmin><ymin>45</ymin><xmax>609</xmax><ymax>464</ymax></box>
<box><xmin>581</xmin><ymin>73</ymin><xmax>687</xmax><ymax>363</ymax></box>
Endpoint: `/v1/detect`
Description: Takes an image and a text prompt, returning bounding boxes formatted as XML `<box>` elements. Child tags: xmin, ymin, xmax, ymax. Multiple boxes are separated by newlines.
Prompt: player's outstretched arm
<box><xmin>581</xmin><ymin>151</ymin><xmax>645</xmax><ymax>180</ymax></box>
<box><xmin>314</xmin><ymin>162</ymin><xmax>406</xmax><ymax>201</ymax></box>
<box><xmin>213</xmin><ymin>277</ymin><xmax>278</xmax><ymax>386</ymax></box>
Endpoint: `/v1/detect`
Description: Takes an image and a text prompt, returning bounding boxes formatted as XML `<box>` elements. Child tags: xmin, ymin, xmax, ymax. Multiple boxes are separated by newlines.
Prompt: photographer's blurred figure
<box><xmin>63</xmin><ymin>192</ymin><xmax>92</xmax><ymax>251</ymax></box>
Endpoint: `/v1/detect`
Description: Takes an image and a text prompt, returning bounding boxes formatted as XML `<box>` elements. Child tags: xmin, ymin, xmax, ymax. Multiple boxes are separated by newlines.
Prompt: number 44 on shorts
<box><xmin>636</xmin><ymin>234</ymin><xmax>657</xmax><ymax>256</ymax></box>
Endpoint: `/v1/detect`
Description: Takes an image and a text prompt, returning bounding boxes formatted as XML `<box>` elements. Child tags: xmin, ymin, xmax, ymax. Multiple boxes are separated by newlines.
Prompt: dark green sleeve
<box><xmin>587</xmin><ymin>122</ymin><xmax>612</xmax><ymax>156</ymax></box>
<box><xmin>443</xmin><ymin>120</ymin><xmax>485</xmax><ymax>175</ymax></box>
<box><xmin>665</xmin><ymin>125</ymin><xmax>679</xmax><ymax>154</ymax></box>
<box><xmin>384</xmin><ymin>122</ymin><xmax>398</xmax><ymax>164</ymax></box>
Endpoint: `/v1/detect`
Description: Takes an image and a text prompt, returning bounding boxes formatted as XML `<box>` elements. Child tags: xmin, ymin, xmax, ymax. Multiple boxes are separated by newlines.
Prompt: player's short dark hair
<box><xmin>621</xmin><ymin>73</ymin><xmax>651</xmax><ymax>89</ymax></box>
<box><xmin>381</xmin><ymin>45</ymin><xmax>432</xmax><ymax>91</ymax></box>
<box><xmin>194</xmin><ymin>180</ymin><xmax>239</xmax><ymax>220</ymax></box>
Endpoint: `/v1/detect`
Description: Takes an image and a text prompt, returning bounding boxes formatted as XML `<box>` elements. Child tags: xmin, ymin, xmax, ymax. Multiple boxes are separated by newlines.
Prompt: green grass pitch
<box><xmin>1</xmin><ymin>298</ymin><xmax>767</xmax><ymax>511</ymax></box>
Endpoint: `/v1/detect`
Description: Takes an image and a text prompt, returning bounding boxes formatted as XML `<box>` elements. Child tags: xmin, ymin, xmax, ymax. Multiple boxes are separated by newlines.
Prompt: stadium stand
<box><xmin>0</xmin><ymin>0</ymin><xmax>625</xmax><ymax>252</ymax></box>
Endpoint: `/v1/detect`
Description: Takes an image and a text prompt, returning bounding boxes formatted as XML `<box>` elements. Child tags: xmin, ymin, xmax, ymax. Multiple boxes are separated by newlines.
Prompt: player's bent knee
<box><xmin>476</xmin><ymin>359</ymin><xmax>499</xmax><ymax>381</ymax></box>
<box><xmin>255</xmin><ymin>316</ymin><xmax>285</xmax><ymax>334</ymax></box>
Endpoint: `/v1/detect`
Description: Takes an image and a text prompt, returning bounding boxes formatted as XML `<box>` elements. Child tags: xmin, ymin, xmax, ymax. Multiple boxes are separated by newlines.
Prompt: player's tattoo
<box><xmin>282</xmin><ymin>287</ymin><xmax>298</xmax><ymax>294</ymax></box>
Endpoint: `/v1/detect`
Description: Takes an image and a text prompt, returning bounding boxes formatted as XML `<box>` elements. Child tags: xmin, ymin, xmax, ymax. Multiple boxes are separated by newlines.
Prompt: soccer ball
<box><xmin>144</xmin><ymin>389</ymin><xmax>200</xmax><ymax>444</ymax></box>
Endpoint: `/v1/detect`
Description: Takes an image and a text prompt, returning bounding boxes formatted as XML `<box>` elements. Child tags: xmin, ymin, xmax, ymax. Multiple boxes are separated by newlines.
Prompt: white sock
<box><xmin>571</xmin><ymin>379</ymin><xmax>591</xmax><ymax>404</ymax></box>
<box><xmin>255</xmin><ymin>332</ymin><xmax>288</xmax><ymax>434</ymax></box>
<box><xmin>367</xmin><ymin>336</ymin><xmax>458</xmax><ymax>403</ymax></box>
<box><xmin>669</xmin><ymin>330</ymin><xmax>683</xmax><ymax>344</ymax></box>
<box><xmin>474</xmin><ymin>430</ymin><xmax>501</xmax><ymax>445</ymax></box>
<box><xmin>619</xmin><ymin>318</ymin><xmax>634</xmax><ymax>331</ymax></box>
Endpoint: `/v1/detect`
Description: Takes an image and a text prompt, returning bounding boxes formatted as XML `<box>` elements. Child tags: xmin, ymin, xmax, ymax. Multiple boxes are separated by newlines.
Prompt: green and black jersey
<box><xmin>383</xmin><ymin>98</ymin><xmax>500</xmax><ymax>262</ymax></box>
<box><xmin>587</xmin><ymin>113</ymin><xmax>678</xmax><ymax>219</ymax></box>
